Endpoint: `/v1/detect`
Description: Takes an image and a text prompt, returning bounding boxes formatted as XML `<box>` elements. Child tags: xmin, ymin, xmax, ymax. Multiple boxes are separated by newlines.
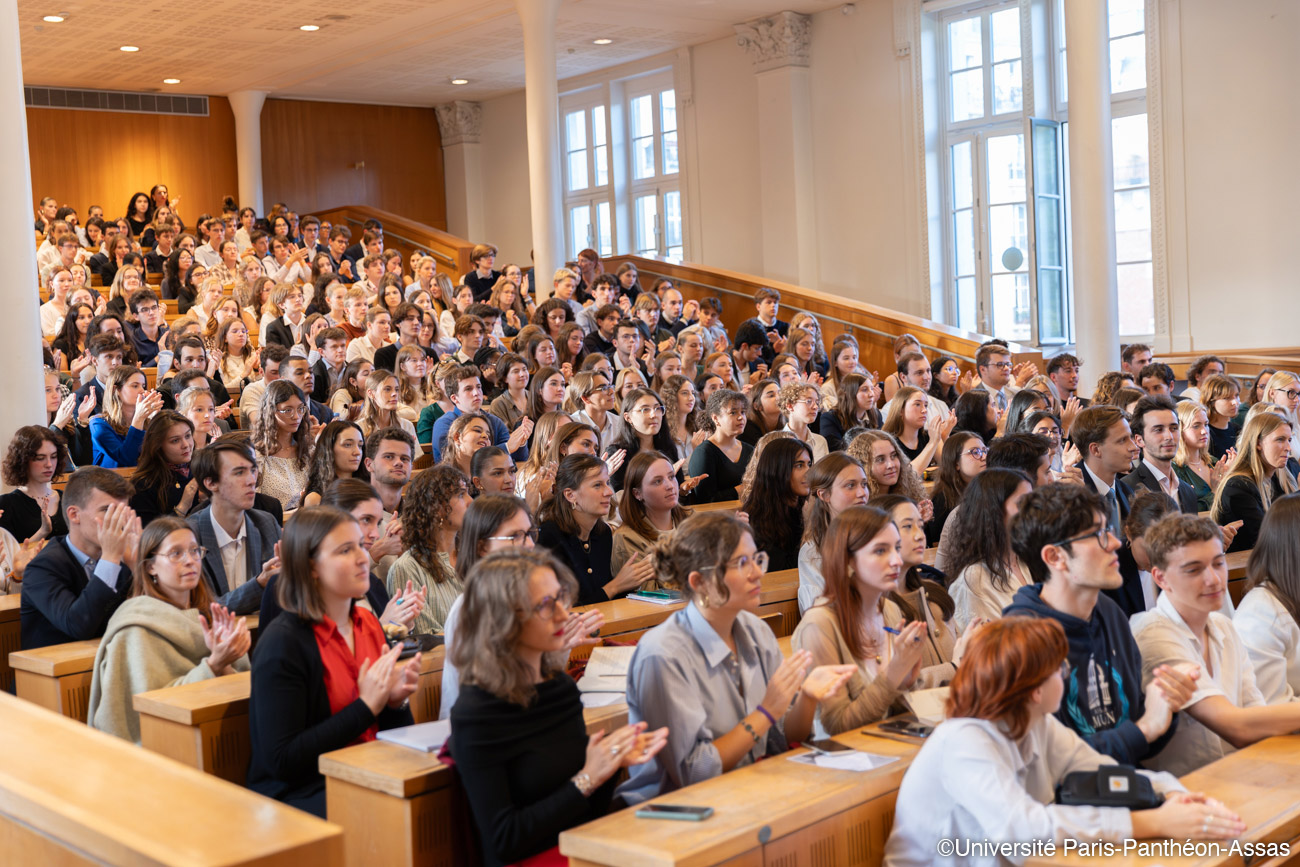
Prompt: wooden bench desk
<box><xmin>692</xmin><ymin>499</ymin><xmax>740</xmax><ymax>513</ymax></box>
<box><xmin>1026</xmin><ymin>734</ymin><xmax>1300</xmax><ymax>866</ymax></box>
<box><xmin>560</xmin><ymin>724</ymin><xmax>921</xmax><ymax>867</ymax></box>
<box><xmin>0</xmin><ymin>594</ymin><xmax>19</xmax><ymax>691</ymax></box>
<box><xmin>1227</xmin><ymin>549</ymin><xmax>1251</xmax><ymax>606</ymax></box>
<box><xmin>321</xmin><ymin>704</ymin><xmax>631</xmax><ymax>867</ymax></box>
<box><xmin>10</xmin><ymin>638</ymin><xmax>99</xmax><ymax>720</ymax></box>
<box><xmin>0</xmin><ymin>691</ymin><xmax>343</xmax><ymax>866</ymax></box>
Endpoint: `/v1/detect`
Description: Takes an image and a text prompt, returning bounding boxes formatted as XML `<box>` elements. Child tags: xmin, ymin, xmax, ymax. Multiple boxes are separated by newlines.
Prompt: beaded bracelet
<box><xmin>741</xmin><ymin>719</ymin><xmax>761</xmax><ymax>744</ymax></box>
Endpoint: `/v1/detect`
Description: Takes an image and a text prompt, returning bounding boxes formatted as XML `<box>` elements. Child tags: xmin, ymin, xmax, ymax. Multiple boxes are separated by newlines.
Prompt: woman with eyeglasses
<box><xmin>607</xmin><ymin>388</ymin><xmax>681</xmax><ymax>489</ymax></box>
<box><xmin>1024</xmin><ymin>410</ymin><xmax>1071</xmax><ymax>477</ymax></box>
<box><xmin>538</xmin><ymin>454</ymin><xmax>655</xmax><ymax>604</ymax></box>
<box><xmin>883</xmin><ymin>617</ymin><xmax>1241</xmax><ymax>866</ymax></box>
<box><xmin>778</xmin><ymin>381</ymin><xmax>829</xmax><ymax>463</ymax></box>
<box><xmin>451</xmin><ymin>548</ymin><xmax>664</xmax><ymax>867</ymax></box>
<box><xmin>688</xmin><ymin>388</ymin><xmax>755</xmax><ymax>504</ymax></box>
<box><xmin>927</xmin><ymin>431</ymin><xmax>987</xmax><ymax>546</ymax></box>
<box><xmin>929</xmin><ymin>356</ymin><xmax>961</xmax><ymax>408</ymax></box>
<box><xmin>251</xmin><ymin>380</ymin><xmax>314</xmax><ymax>513</ymax></box>
<box><xmin>797</xmin><ymin>453</ymin><xmax>870</xmax><ymax>613</ymax></box>
<box><xmin>88</xmin><ymin>516</ymin><xmax>251</xmax><ymax>744</ymax></box>
<box><xmin>1262</xmin><ymin>371</ymin><xmax>1300</xmax><ymax>458</ymax></box>
<box><xmin>618</xmin><ymin>512</ymin><xmax>854</xmax><ymax>805</ymax></box>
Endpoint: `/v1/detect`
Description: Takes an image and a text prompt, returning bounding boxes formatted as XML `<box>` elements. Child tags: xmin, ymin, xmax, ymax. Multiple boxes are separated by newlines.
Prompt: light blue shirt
<box><xmin>66</xmin><ymin>536</ymin><xmax>122</xmax><ymax>590</ymax></box>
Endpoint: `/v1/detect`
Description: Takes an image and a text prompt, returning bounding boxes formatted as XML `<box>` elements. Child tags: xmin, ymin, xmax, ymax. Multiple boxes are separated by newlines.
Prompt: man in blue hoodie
<box><xmin>1005</xmin><ymin>482</ymin><xmax>1199</xmax><ymax>766</ymax></box>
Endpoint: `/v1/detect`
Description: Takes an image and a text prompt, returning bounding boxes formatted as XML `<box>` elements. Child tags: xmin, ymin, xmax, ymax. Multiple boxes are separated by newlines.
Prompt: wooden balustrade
<box><xmin>311</xmin><ymin>204</ymin><xmax>478</xmax><ymax>282</ymax></box>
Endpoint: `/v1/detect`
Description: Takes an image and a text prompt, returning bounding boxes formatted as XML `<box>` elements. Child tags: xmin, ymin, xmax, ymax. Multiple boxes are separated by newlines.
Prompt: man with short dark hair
<box><xmin>187</xmin><ymin>441</ymin><xmax>280</xmax><ymax>615</ymax></box>
<box><xmin>194</xmin><ymin>217</ymin><xmax>224</xmax><ymax>268</ymax></box>
<box><xmin>1138</xmin><ymin>362</ymin><xmax>1176</xmax><ymax>398</ymax></box>
<box><xmin>1122</xmin><ymin>343</ymin><xmax>1154</xmax><ymax>380</ymax></box>
<box><xmin>612</xmin><ymin>318</ymin><xmax>648</xmax><ymax>380</ymax></box>
<box><xmin>452</xmin><ymin>314</ymin><xmax>487</xmax><ymax>366</ymax></box>
<box><xmin>299</xmin><ymin>215</ymin><xmax>326</xmax><ymax>255</ymax></box>
<box><xmin>327</xmin><ymin>226</ymin><xmax>355</xmax><ymax>282</ymax></box>
<box><xmin>1047</xmin><ymin>353</ymin><xmax>1089</xmax><ymax>408</ymax></box>
<box><xmin>145</xmin><ymin>220</ymin><xmax>177</xmax><ymax>273</ymax></box>
<box><xmin>740</xmin><ymin>287</ymin><xmax>788</xmax><ymax>364</ymax></box>
<box><xmin>344</xmin><ymin>221</ymin><xmax>384</xmax><ymax>268</ymax></box>
<box><xmin>972</xmin><ymin>343</ymin><xmax>1019</xmax><ymax>412</ymax></box>
<box><xmin>582</xmin><ymin>304</ymin><xmax>621</xmax><ymax>359</ymax></box>
<box><xmin>159</xmin><ymin>336</ymin><xmax>233</xmax><ymax>410</ymax></box>
<box><xmin>1005</xmin><ymin>483</ymin><xmax>1194</xmax><ymax>765</ymax></box>
<box><xmin>1124</xmin><ymin>396</ymin><xmax>1198</xmax><ymax>515</ymax></box>
<box><xmin>74</xmin><ymin>334</ymin><xmax>125</xmax><ymax>406</ymax></box>
<box><xmin>312</xmin><ymin>326</ymin><xmax>350</xmax><ymax>400</ymax></box>
<box><xmin>373</xmin><ymin>305</ymin><xmax>435</xmax><ymax>373</ymax></box>
<box><xmin>241</xmin><ymin>343</ymin><xmax>291</xmax><ymax>424</ymax></box>
<box><xmin>365</xmin><ymin>427</ymin><xmax>414</xmax><ymax>514</ymax></box>
<box><xmin>576</xmin><ymin>277</ymin><xmax>618</xmax><ymax>336</ymax></box>
<box><xmin>897</xmin><ymin>350</ymin><xmax>950</xmax><ymax>422</ymax></box>
<box><xmin>127</xmin><ymin>288</ymin><xmax>168</xmax><ymax>367</ymax></box>
<box><xmin>20</xmin><ymin>468</ymin><xmax>138</xmax><ymax>649</ymax></box>
<box><xmin>426</xmin><ymin>366</ymin><xmax>530</xmax><ymax>462</ymax></box>
<box><xmin>731</xmin><ymin>320</ymin><xmax>770</xmax><ymax>377</ymax></box>
<box><xmin>279</xmin><ymin>357</ymin><xmax>333</xmax><ymax>426</ymax></box>
<box><xmin>1073</xmin><ymin>404</ymin><xmax>1143</xmax><ymax>615</ymax></box>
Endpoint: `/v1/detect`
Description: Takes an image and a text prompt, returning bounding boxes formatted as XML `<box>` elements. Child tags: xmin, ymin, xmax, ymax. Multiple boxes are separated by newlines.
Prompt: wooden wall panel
<box><xmin>26</xmin><ymin>96</ymin><xmax>239</xmax><ymax>225</ymax></box>
<box><xmin>260</xmin><ymin>98</ymin><xmax>447</xmax><ymax>230</ymax></box>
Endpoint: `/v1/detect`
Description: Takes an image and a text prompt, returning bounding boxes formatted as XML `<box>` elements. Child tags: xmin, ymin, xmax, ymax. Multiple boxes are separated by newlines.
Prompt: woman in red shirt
<box><xmin>247</xmin><ymin>505</ymin><xmax>421</xmax><ymax>816</ymax></box>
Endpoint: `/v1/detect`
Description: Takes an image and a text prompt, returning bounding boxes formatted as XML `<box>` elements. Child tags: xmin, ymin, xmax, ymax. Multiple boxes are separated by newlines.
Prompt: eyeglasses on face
<box><xmin>634</xmin><ymin>404</ymin><xmax>666</xmax><ymax>416</ymax></box>
<box><xmin>1052</xmin><ymin>523</ymin><xmax>1116</xmax><ymax>550</ymax></box>
<box><xmin>276</xmin><ymin>405</ymin><xmax>308</xmax><ymax>418</ymax></box>
<box><xmin>150</xmin><ymin>545</ymin><xmax>207</xmax><ymax>564</ymax></box>
<box><xmin>962</xmin><ymin>446</ymin><xmax>989</xmax><ymax>459</ymax></box>
<box><xmin>702</xmin><ymin>550</ymin><xmax>769</xmax><ymax>575</ymax></box>
<box><xmin>486</xmin><ymin>527</ymin><xmax>538</xmax><ymax>545</ymax></box>
<box><xmin>528</xmin><ymin>584</ymin><xmax>573</xmax><ymax>619</ymax></box>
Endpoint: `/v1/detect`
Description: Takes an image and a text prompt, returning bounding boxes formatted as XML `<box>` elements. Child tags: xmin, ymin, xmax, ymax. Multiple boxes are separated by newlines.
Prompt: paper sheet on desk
<box><xmin>580</xmin><ymin>692</ymin><xmax>626</xmax><ymax>708</ymax></box>
<box><xmin>904</xmin><ymin>687</ymin><xmax>949</xmax><ymax>726</ymax></box>
<box><xmin>577</xmin><ymin>674</ymin><xmax>627</xmax><ymax>693</ymax></box>
<box><xmin>789</xmin><ymin>751</ymin><xmax>900</xmax><ymax>772</ymax></box>
<box><xmin>584</xmin><ymin>646</ymin><xmax>635</xmax><ymax>678</ymax></box>
<box><xmin>377</xmin><ymin>719</ymin><xmax>452</xmax><ymax>753</ymax></box>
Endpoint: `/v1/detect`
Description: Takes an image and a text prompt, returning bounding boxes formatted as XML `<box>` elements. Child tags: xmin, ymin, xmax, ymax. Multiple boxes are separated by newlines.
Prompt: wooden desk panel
<box><xmin>0</xmin><ymin>594</ymin><xmax>19</xmax><ymax>692</ymax></box>
<box><xmin>10</xmin><ymin>638</ymin><xmax>99</xmax><ymax>721</ymax></box>
<box><xmin>0</xmin><ymin>692</ymin><xmax>342</xmax><ymax>866</ymax></box>
<box><xmin>321</xmin><ymin>704</ymin><xmax>628</xmax><ymax>867</ymax></box>
<box><xmin>560</xmin><ymin>727</ymin><xmax>919</xmax><ymax>867</ymax></box>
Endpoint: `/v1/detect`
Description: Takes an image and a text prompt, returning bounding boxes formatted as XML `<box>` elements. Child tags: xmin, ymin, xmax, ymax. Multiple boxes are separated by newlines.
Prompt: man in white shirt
<box><xmin>570</xmin><ymin>371</ymin><xmax>620</xmax><ymax>453</ymax></box>
<box><xmin>264</xmin><ymin>237</ymin><xmax>311</xmax><ymax>285</ymax></box>
<box><xmin>186</xmin><ymin>440</ymin><xmax>279</xmax><ymax>616</ymax></box>
<box><xmin>896</xmin><ymin>350</ymin><xmax>951</xmax><ymax>423</ymax></box>
<box><xmin>1132</xmin><ymin>514</ymin><xmax>1300</xmax><ymax>776</ymax></box>
<box><xmin>346</xmin><ymin>307</ymin><xmax>392</xmax><ymax>364</ymax></box>
<box><xmin>575</xmin><ymin>276</ymin><xmax>618</xmax><ymax>335</ymax></box>
<box><xmin>1122</xmin><ymin>396</ymin><xmax>1198</xmax><ymax>514</ymax></box>
<box><xmin>355</xmin><ymin>253</ymin><xmax>385</xmax><ymax>300</ymax></box>
<box><xmin>240</xmin><ymin>344</ymin><xmax>290</xmax><ymax>426</ymax></box>
<box><xmin>194</xmin><ymin>217</ymin><xmax>225</xmax><ymax>268</ymax></box>
<box><xmin>971</xmin><ymin>343</ymin><xmax>1020</xmax><ymax>413</ymax></box>
<box><xmin>1047</xmin><ymin>353</ymin><xmax>1090</xmax><ymax>409</ymax></box>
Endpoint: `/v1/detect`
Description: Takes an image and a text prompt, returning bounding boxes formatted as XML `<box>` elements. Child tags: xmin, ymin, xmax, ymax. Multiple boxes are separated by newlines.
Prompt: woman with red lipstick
<box><xmin>618</xmin><ymin>512</ymin><xmax>854</xmax><ymax>804</ymax></box>
<box><xmin>792</xmin><ymin>506</ymin><xmax>934</xmax><ymax>736</ymax></box>
<box><xmin>0</xmin><ymin>425</ymin><xmax>69</xmax><ymax>543</ymax></box>
<box><xmin>88</xmin><ymin>516</ymin><xmax>251</xmax><ymax>744</ymax></box>
<box><xmin>537</xmin><ymin>454</ymin><xmax>655</xmax><ymax>604</ymax></box>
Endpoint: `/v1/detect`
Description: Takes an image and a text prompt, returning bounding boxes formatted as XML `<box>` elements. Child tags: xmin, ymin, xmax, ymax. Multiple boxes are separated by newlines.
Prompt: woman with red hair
<box><xmin>883</xmin><ymin>617</ymin><xmax>1244</xmax><ymax>866</ymax></box>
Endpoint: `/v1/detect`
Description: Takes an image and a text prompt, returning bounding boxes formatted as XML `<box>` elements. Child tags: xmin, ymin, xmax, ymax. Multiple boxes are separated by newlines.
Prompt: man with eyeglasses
<box><xmin>971</xmin><ymin>343</ymin><xmax>1020</xmax><ymax>412</ymax></box>
<box><xmin>1005</xmin><ymin>482</ymin><xmax>1197</xmax><ymax>766</ymax></box>
<box><xmin>186</xmin><ymin>440</ymin><xmax>280</xmax><ymax>616</ymax></box>
<box><xmin>127</xmin><ymin>289</ymin><xmax>169</xmax><ymax>368</ymax></box>
<box><xmin>1073</xmin><ymin>404</ymin><xmax>1145</xmax><ymax>617</ymax></box>
<box><xmin>427</xmin><ymin>366</ymin><xmax>530</xmax><ymax>463</ymax></box>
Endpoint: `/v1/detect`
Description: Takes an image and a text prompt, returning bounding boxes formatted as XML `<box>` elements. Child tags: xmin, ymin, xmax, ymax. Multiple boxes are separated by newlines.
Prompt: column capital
<box><xmin>734</xmin><ymin>11</ymin><xmax>812</xmax><ymax>72</ymax></box>
<box><xmin>435</xmin><ymin>100</ymin><xmax>483</xmax><ymax>147</ymax></box>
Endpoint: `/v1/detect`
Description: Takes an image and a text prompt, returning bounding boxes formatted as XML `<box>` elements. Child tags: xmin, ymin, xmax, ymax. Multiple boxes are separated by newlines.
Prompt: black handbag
<box><xmin>1055</xmin><ymin>765</ymin><xmax>1165</xmax><ymax>810</ymax></box>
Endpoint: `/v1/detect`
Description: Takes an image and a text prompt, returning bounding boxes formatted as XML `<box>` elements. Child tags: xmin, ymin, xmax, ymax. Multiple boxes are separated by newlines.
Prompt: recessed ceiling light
<box><xmin>593</xmin><ymin>38</ymin><xmax>613</xmax><ymax>45</ymax></box>
<box><xmin>119</xmin><ymin>45</ymin><xmax>139</xmax><ymax>52</ymax></box>
<box><xmin>299</xmin><ymin>24</ymin><xmax>319</xmax><ymax>31</ymax></box>
<box><xmin>163</xmin><ymin>78</ymin><xmax>180</xmax><ymax>84</ymax></box>
<box><xmin>43</xmin><ymin>15</ymin><xmax>65</xmax><ymax>23</ymax></box>
<box><xmin>451</xmin><ymin>78</ymin><xmax>469</xmax><ymax>85</ymax></box>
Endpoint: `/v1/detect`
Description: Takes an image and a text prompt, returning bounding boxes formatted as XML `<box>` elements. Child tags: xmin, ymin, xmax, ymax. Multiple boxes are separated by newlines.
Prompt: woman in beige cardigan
<box><xmin>88</xmin><ymin>516</ymin><xmax>251</xmax><ymax>743</ymax></box>
<box><xmin>792</xmin><ymin>505</ymin><xmax>964</xmax><ymax>737</ymax></box>
<box><xmin>611</xmin><ymin>452</ymin><xmax>693</xmax><ymax>579</ymax></box>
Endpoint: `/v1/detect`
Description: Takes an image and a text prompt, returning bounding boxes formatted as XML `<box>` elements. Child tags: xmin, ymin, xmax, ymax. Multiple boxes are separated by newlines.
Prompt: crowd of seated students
<box><xmin>16</xmin><ymin>191</ymin><xmax>1300</xmax><ymax>863</ymax></box>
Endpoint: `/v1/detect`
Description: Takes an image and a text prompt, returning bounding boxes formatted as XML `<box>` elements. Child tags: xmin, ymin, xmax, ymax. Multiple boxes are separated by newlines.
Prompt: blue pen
<box><xmin>882</xmin><ymin>626</ymin><xmax>901</xmax><ymax>635</ymax></box>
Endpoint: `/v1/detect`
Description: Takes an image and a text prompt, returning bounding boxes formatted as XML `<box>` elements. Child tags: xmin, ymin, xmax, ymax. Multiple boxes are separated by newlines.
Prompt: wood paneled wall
<box><xmin>259</xmin><ymin>98</ymin><xmax>447</xmax><ymax>230</ymax></box>
<box><xmin>26</xmin><ymin>96</ymin><xmax>239</xmax><ymax>224</ymax></box>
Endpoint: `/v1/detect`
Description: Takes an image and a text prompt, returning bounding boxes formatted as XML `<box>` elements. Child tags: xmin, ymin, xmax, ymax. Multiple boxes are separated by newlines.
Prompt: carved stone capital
<box><xmin>435</xmin><ymin>100</ymin><xmax>482</xmax><ymax>146</ymax></box>
<box><xmin>734</xmin><ymin>11</ymin><xmax>812</xmax><ymax>72</ymax></box>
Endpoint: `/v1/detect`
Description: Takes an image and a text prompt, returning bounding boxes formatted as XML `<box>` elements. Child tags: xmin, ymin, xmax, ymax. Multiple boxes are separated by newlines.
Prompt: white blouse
<box><xmin>1233</xmin><ymin>586</ymin><xmax>1300</xmax><ymax>704</ymax></box>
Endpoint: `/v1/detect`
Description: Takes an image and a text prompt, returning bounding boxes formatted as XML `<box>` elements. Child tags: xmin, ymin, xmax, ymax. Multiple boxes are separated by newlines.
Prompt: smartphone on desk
<box><xmin>807</xmin><ymin>738</ymin><xmax>854</xmax><ymax>755</ymax></box>
<box><xmin>635</xmin><ymin>804</ymin><xmax>714</xmax><ymax>821</ymax></box>
<box><xmin>875</xmin><ymin>720</ymin><xmax>934</xmax><ymax>738</ymax></box>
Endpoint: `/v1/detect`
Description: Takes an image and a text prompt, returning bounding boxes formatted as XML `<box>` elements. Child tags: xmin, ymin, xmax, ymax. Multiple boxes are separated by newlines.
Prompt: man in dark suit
<box><xmin>20</xmin><ymin>468</ymin><xmax>137</xmax><ymax>649</ymax></box>
<box><xmin>311</xmin><ymin>327</ymin><xmax>350</xmax><ymax>404</ymax></box>
<box><xmin>279</xmin><ymin>357</ymin><xmax>334</xmax><ymax>427</ymax></box>
<box><xmin>186</xmin><ymin>440</ymin><xmax>281</xmax><ymax>615</ymax></box>
<box><xmin>1074</xmin><ymin>404</ymin><xmax>1144</xmax><ymax>616</ymax></box>
<box><xmin>1123</xmin><ymin>396</ymin><xmax>1199</xmax><ymax>515</ymax></box>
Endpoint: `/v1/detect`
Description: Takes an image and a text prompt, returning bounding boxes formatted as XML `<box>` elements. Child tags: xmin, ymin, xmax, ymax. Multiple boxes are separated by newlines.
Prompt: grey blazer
<box><xmin>1121</xmin><ymin>462</ymin><xmax>1199</xmax><ymax>516</ymax></box>
<box><xmin>187</xmin><ymin>506</ymin><xmax>281</xmax><ymax>615</ymax></box>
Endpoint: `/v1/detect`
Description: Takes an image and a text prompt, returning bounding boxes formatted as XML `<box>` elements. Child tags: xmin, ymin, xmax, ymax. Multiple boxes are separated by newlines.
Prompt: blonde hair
<box><xmin>1173</xmin><ymin>401</ymin><xmax>1213</xmax><ymax>469</ymax></box>
<box><xmin>1211</xmin><ymin>411</ymin><xmax>1298</xmax><ymax>520</ymax></box>
<box><xmin>847</xmin><ymin>429</ymin><xmax>927</xmax><ymax>501</ymax></box>
<box><xmin>1263</xmin><ymin>371</ymin><xmax>1300</xmax><ymax>423</ymax></box>
<box><xmin>101</xmin><ymin>364</ymin><xmax>145</xmax><ymax>436</ymax></box>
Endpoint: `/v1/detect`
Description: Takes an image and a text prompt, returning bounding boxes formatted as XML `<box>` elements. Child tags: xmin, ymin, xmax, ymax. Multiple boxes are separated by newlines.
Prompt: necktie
<box><xmin>83</xmin><ymin>558</ymin><xmax>98</xmax><ymax>584</ymax></box>
<box><xmin>997</xmin><ymin>391</ymin><xmax>1007</xmax><ymax>412</ymax></box>
<box><xmin>1105</xmin><ymin>490</ymin><xmax>1124</xmax><ymax>544</ymax></box>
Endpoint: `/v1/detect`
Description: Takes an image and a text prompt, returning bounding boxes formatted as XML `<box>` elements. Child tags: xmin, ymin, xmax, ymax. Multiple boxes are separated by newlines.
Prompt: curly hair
<box><xmin>251</xmin><ymin>379</ymin><xmax>314</xmax><ymax>469</ymax></box>
<box><xmin>2</xmin><ymin>425</ymin><xmax>68</xmax><ymax>487</ymax></box>
<box><xmin>305</xmin><ymin>420</ymin><xmax>367</xmax><ymax>497</ymax></box>
<box><xmin>660</xmin><ymin>374</ymin><xmax>699</xmax><ymax>451</ymax></box>
<box><xmin>845</xmin><ymin>429</ymin><xmax>927</xmax><ymax>501</ymax></box>
<box><xmin>400</xmin><ymin>464</ymin><xmax>469</xmax><ymax>584</ymax></box>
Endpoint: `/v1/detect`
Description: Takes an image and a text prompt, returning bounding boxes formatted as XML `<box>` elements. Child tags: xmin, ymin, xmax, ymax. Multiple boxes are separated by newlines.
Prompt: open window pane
<box><xmin>570</xmin><ymin>205</ymin><xmax>591</xmax><ymax>258</ymax></box>
<box><xmin>989</xmin><ymin>203</ymin><xmax>1028</xmax><ymax>271</ymax></box>
<box><xmin>635</xmin><ymin>196</ymin><xmax>658</xmax><ymax>254</ymax></box>
<box><xmin>597</xmin><ymin>201</ymin><xmax>613</xmax><ymax>257</ymax></box>
<box><xmin>993</xmin><ymin>60</ymin><xmax>1022</xmax><ymax>114</ymax></box>
<box><xmin>950</xmin><ymin>69</ymin><xmax>984</xmax><ymax>122</ymax></box>
<box><xmin>949</xmin><ymin>17</ymin><xmax>982</xmax><ymax>69</ymax></box>
<box><xmin>1110</xmin><ymin>33</ymin><xmax>1146</xmax><ymax>93</ymax></box>
<box><xmin>991</xmin><ymin>8</ymin><xmax>1020</xmax><ymax>62</ymax></box>
<box><xmin>664</xmin><ymin>191</ymin><xmax>683</xmax><ymax>249</ymax></box>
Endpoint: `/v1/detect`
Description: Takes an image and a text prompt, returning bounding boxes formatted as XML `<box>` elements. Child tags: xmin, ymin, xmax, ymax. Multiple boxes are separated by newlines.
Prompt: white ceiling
<box><xmin>18</xmin><ymin>0</ymin><xmax>845</xmax><ymax>106</ymax></box>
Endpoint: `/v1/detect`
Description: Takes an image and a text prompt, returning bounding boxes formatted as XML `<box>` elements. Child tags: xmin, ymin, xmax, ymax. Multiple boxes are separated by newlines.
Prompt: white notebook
<box><xmin>377</xmin><ymin>719</ymin><xmax>452</xmax><ymax>754</ymax></box>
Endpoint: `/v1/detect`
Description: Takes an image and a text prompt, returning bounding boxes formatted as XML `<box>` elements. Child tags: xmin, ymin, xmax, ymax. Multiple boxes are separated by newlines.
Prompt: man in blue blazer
<box><xmin>21</xmin><ymin>467</ymin><xmax>138</xmax><ymax>649</ymax></box>
<box><xmin>186</xmin><ymin>440</ymin><xmax>280</xmax><ymax>616</ymax></box>
<box><xmin>1073</xmin><ymin>405</ymin><xmax>1144</xmax><ymax>617</ymax></box>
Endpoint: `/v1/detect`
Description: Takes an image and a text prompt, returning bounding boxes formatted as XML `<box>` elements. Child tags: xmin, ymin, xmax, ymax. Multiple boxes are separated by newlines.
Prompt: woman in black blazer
<box><xmin>450</xmin><ymin>548</ymin><xmax>666</xmax><ymax>867</ymax></box>
<box><xmin>247</xmin><ymin>505</ymin><xmax>421</xmax><ymax>817</ymax></box>
<box><xmin>1211</xmin><ymin>412</ymin><xmax>1298</xmax><ymax>553</ymax></box>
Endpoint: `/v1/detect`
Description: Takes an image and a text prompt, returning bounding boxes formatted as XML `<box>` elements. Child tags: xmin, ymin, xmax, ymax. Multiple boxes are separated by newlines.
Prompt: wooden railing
<box><xmin>310</xmin><ymin>204</ymin><xmax>477</xmax><ymax>280</ymax></box>
<box><xmin>604</xmin><ymin>255</ymin><xmax>1043</xmax><ymax>380</ymax></box>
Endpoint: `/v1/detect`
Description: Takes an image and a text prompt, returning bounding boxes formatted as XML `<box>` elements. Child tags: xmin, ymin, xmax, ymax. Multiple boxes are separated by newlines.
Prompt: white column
<box><xmin>1063</xmin><ymin>0</ymin><xmax>1119</xmax><ymax>393</ymax></box>
<box><xmin>436</xmin><ymin>101</ymin><xmax>486</xmax><ymax>241</ymax></box>
<box><xmin>515</xmin><ymin>0</ymin><xmax>565</xmax><ymax>299</ymax></box>
<box><xmin>735</xmin><ymin>11</ymin><xmax>818</xmax><ymax>289</ymax></box>
<box><xmin>228</xmin><ymin>90</ymin><xmax>268</xmax><ymax>217</ymax></box>
<box><xmin>1</xmin><ymin>3</ymin><xmax>48</xmax><ymax>477</ymax></box>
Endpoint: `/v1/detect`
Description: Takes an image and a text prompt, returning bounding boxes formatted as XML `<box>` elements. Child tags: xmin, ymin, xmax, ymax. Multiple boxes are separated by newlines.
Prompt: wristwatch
<box><xmin>571</xmin><ymin>771</ymin><xmax>596</xmax><ymax>797</ymax></box>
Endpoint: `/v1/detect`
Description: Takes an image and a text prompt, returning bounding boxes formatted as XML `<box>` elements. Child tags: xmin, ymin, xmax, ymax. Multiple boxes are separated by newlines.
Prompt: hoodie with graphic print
<box><xmin>1003</xmin><ymin>583</ymin><xmax>1177</xmax><ymax>766</ymax></box>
